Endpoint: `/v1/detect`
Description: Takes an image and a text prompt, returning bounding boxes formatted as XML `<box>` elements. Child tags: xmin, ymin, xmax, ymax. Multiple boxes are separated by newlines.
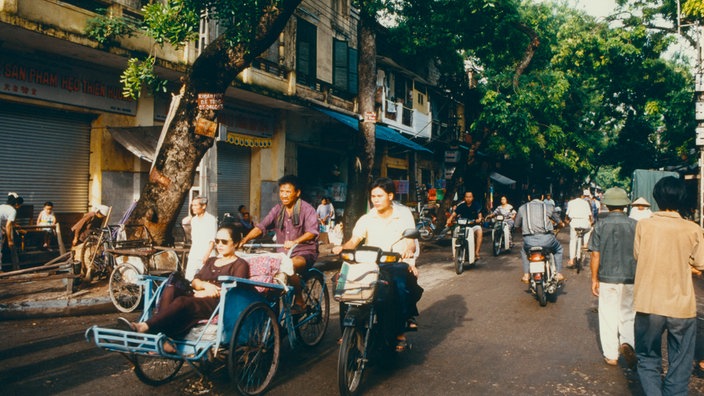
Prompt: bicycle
<box><xmin>86</xmin><ymin>244</ymin><xmax>329</xmax><ymax>395</ymax></box>
<box><xmin>572</xmin><ymin>227</ymin><xmax>591</xmax><ymax>274</ymax></box>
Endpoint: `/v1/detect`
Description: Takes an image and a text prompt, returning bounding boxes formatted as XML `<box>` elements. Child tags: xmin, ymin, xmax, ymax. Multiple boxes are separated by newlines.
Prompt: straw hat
<box><xmin>631</xmin><ymin>197</ymin><xmax>651</xmax><ymax>207</ymax></box>
<box><xmin>602</xmin><ymin>187</ymin><xmax>630</xmax><ymax>206</ymax></box>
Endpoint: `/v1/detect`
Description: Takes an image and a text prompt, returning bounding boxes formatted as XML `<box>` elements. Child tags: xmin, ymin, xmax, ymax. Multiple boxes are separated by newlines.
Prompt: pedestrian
<box><xmin>0</xmin><ymin>192</ymin><xmax>23</xmax><ymax>269</ymax></box>
<box><xmin>316</xmin><ymin>197</ymin><xmax>334</xmax><ymax>232</ymax></box>
<box><xmin>588</xmin><ymin>187</ymin><xmax>637</xmax><ymax>367</ymax></box>
<box><xmin>183</xmin><ymin>196</ymin><xmax>217</xmax><ymax>281</ymax></box>
<box><xmin>36</xmin><ymin>201</ymin><xmax>56</xmax><ymax>249</ymax></box>
<box><xmin>633</xmin><ymin>176</ymin><xmax>704</xmax><ymax>395</ymax></box>
<box><xmin>629</xmin><ymin>197</ymin><xmax>653</xmax><ymax>221</ymax></box>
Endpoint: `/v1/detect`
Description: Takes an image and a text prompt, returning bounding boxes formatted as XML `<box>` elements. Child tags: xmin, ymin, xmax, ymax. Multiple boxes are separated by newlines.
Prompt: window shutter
<box><xmin>333</xmin><ymin>39</ymin><xmax>348</xmax><ymax>91</ymax></box>
<box><xmin>348</xmin><ymin>47</ymin><xmax>358</xmax><ymax>94</ymax></box>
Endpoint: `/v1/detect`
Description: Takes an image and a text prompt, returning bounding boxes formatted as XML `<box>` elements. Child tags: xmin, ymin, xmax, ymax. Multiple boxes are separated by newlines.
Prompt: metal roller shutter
<box><xmin>0</xmin><ymin>102</ymin><xmax>93</xmax><ymax>213</ymax></box>
<box><xmin>217</xmin><ymin>141</ymin><xmax>251</xmax><ymax>219</ymax></box>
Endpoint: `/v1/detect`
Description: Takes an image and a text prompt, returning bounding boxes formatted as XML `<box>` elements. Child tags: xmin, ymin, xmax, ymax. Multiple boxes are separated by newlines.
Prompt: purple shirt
<box><xmin>256</xmin><ymin>199</ymin><xmax>319</xmax><ymax>259</ymax></box>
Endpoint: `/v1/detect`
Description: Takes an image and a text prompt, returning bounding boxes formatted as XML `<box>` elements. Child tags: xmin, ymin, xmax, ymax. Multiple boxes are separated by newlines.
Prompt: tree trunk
<box><xmin>126</xmin><ymin>0</ymin><xmax>302</xmax><ymax>244</ymax></box>
<box><xmin>342</xmin><ymin>5</ymin><xmax>377</xmax><ymax>240</ymax></box>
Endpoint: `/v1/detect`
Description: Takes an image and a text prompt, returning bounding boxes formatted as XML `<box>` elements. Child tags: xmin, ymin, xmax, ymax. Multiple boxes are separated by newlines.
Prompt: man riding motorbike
<box><xmin>514</xmin><ymin>194</ymin><xmax>565</xmax><ymax>284</ymax></box>
<box><xmin>446</xmin><ymin>191</ymin><xmax>483</xmax><ymax>260</ymax></box>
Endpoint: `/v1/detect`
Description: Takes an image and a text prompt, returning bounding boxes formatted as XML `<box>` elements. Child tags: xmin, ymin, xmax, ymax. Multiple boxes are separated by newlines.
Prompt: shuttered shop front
<box><xmin>0</xmin><ymin>102</ymin><xmax>93</xmax><ymax>214</ymax></box>
<box><xmin>217</xmin><ymin>142</ymin><xmax>251</xmax><ymax>219</ymax></box>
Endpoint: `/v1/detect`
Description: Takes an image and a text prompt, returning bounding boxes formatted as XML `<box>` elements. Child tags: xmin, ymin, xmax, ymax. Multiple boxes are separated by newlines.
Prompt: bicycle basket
<box><xmin>334</xmin><ymin>262</ymin><xmax>379</xmax><ymax>303</ymax></box>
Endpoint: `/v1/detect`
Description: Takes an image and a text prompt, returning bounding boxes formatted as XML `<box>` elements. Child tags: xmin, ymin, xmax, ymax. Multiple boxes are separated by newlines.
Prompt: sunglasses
<box><xmin>215</xmin><ymin>238</ymin><xmax>232</xmax><ymax>245</ymax></box>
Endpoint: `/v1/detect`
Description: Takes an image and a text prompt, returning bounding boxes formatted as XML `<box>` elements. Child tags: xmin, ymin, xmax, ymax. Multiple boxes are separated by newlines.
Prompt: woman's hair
<box><xmin>218</xmin><ymin>226</ymin><xmax>244</xmax><ymax>244</ymax></box>
<box><xmin>653</xmin><ymin>176</ymin><xmax>686</xmax><ymax>211</ymax></box>
<box><xmin>370</xmin><ymin>177</ymin><xmax>395</xmax><ymax>195</ymax></box>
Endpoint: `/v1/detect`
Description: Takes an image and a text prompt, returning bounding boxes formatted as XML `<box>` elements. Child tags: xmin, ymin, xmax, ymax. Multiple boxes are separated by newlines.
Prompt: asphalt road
<box><xmin>3</xmin><ymin>232</ymin><xmax>704</xmax><ymax>395</ymax></box>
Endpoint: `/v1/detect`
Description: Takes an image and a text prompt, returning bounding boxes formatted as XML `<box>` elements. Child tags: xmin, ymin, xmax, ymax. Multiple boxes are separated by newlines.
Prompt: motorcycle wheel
<box><xmin>455</xmin><ymin>245</ymin><xmax>465</xmax><ymax>275</ymax></box>
<box><xmin>492</xmin><ymin>232</ymin><xmax>502</xmax><ymax>257</ymax></box>
<box><xmin>536</xmin><ymin>282</ymin><xmax>547</xmax><ymax>307</ymax></box>
<box><xmin>418</xmin><ymin>224</ymin><xmax>434</xmax><ymax>242</ymax></box>
<box><xmin>338</xmin><ymin>326</ymin><xmax>366</xmax><ymax>396</ymax></box>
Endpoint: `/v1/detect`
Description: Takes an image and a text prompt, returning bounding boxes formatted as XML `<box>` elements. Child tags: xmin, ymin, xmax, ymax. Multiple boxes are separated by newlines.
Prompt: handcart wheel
<box><xmin>132</xmin><ymin>354</ymin><xmax>184</xmax><ymax>386</ymax></box>
<box><xmin>109</xmin><ymin>262</ymin><xmax>143</xmax><ymax>313</ymax></box>
<box><xmin>228</xmin><ymin>302</ymin><xmax>281</xmax><ymax>395</ymax></box>
<box><xmin>295</xmin><ymin>271</ymin><xmax>330</xmax><ymax>347</ymax></box>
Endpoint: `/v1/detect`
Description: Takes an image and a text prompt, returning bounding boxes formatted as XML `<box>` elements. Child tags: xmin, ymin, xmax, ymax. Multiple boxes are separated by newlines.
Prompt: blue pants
<box><xmin>520</xmin><ymin>233</ymin><xmax>563</xmax><ymax>274</ymax></box>
<box><xmin>635</xmin><ymin>312</ymin><xmax>696</xmax><ymax>396</ymax></box>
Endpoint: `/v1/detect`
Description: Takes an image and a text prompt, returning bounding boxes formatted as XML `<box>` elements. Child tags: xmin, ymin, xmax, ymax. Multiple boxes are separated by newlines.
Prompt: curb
<box><xmin>0</xmin><ymin>296</ymin><xmax>114</xmax><ymax>320</ymax></box>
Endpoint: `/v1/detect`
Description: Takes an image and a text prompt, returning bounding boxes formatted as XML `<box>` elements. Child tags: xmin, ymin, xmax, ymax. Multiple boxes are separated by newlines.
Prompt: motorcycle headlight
<box><xmin>495</xmin><ymin>215</ymin><xmax>504</xmax><ymax>221</ymax></box>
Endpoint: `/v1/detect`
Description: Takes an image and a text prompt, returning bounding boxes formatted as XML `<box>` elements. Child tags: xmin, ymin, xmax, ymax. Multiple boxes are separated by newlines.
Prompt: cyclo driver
<box><xmin>446</xmin><ymin>191</ymin><xmax>483</xmax><ymax>260</ymax></box>
<box><xmin>514</xmin><ymin>195</ymin><xmax>565</xmax><ymax>284</ymax></box>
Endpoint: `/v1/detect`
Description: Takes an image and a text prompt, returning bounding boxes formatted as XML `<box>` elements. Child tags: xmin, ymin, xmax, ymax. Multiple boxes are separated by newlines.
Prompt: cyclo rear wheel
<box><xmin>132</xmin><ymin>354</ymin><xmax>184</xmax><ymax>386</ymax></box>
<box><xmin>338</xmin><ymin>326</ymin><xmax>366</xmax><ymax>396</ymax></box>
<box><xmin>295</xmin><ymin>271</ymin><xmax>330</xmax><ymax>347</ymax></box>
<box><xmin>109</xmin><ymin>263</ymin><xmax>143</xmax><ymax>313</ymax></box>
<box><xmin>228</xmin><ymin>302</ymin><xmax>280</xmax><ymax>396</ymax></box>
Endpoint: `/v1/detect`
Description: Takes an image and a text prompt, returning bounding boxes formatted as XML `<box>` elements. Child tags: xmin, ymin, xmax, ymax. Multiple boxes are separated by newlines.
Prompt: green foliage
<box><xmin>120</xmin><ymin>57</ymin><xmax>167</xmax><ymax>100</ymax></box>
<box><xmin>84</xmin><ymin>8</ymin><xmax>136</xmax><ymax>46</ymax></box>
<box><xmin>141</xmin><ymin>1</ymin><xmax>199</xmax><ymax>48</ymax></box>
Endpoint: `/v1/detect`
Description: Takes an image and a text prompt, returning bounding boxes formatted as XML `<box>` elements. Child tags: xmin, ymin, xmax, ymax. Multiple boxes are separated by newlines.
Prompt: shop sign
<box><xmin>197</xmin><ymin>93</ymin><xmax>223</xmax><ymax>110</ymax></box>
<box><xmin>444</xmin><ymin>150</ymin><xmax>460</xmax><ymax>163</ymax></box>
<box><xmin>363</xmin><ymin>111</ymin><xmax>377</xmax><ymax>123</ymax></box>
<box><xmin>696</xmin><ymin>127</ymin><xmax>704</xmax><ymax>146</ymax></box>
<box><xmin>0</xmin><ymin>52</ymin><xmax>136</xmax><ymax>115</ymax></box>
<box><xmin>444</xmin><ymin>167</ymin><xmax>455</xmax><ymax>179</ymax></box>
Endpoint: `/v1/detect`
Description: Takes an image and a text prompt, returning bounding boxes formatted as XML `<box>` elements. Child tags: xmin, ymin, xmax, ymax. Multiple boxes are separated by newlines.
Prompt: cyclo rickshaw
<box><xmin>85</xmin><ymin>244</ymin><xmax>329</xmax><ymax>395</ymax></box>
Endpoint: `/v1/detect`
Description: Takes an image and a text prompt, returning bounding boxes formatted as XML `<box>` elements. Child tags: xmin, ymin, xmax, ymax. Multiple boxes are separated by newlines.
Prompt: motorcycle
<box><xmin>491</xmin><ymin>215</ymin><xmax>511</xmax><ymax>256</ymax></box>
<box><xmin>527</xmin><ymin>246</ymin><xmax>561</xmax><ymax>306</ymax></box>
<box><xmin>336</xmin><ymin>229</ymin><xmax>419</xmax><ymax>396</ymax></box>
<box><xmin>415</xmin><ymin>204</ymin><xmax>437</xmax><ymax>242</ymax></box>
<box><xmin>452</xmin><ymin>218</ymin><xmax>476</xmax><ymax>275</ymax></box>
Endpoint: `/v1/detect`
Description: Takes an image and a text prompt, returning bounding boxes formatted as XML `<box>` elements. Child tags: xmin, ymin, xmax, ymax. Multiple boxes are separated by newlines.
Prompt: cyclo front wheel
<box><xmin>338</xmin><ymin>326</ymin><xmax>366</xmax><ymax>396</ymax></box>
<box><xmin>295</xmin><ymin>271</ymin><xmax>330</xmax><ymax>347</ymax></box>
<box><xmin>109</xmin><ymin>263</ymin><xmax>143</xmax><ymax>313</ymax></box>
<box><xmin>228</xmin><ymin>302</ymin><xmax>280</xmax><ymax>396</ymax></box>
<box><xmin>132</xmin><ymin>354</ymin><xmax>184</xmax><ymax>386</ymax></box>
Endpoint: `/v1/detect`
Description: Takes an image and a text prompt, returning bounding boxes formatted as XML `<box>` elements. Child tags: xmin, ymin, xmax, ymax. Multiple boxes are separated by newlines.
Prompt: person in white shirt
<box><xmin>566</xmin><ymin>189</ymin><xmax>593</xmax><ymax>268</ymax></box>
<box><xmin>629</xmin><ymin>197</ymin><xmax>653</xmax><ymax>221</ymax></box>
<box><xmin>183</xmin><ymin>196</ymin><xmax>217</xmax><ymax>280</ymax></box>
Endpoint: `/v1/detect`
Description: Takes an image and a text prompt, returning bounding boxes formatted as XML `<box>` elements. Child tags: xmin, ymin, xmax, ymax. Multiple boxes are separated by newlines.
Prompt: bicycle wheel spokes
<box><xmin>109</xmin><ymin>263</ymin><xmax>143</xmax><ymax>313</ymax></box>
<box><xmin>228</xmin><ymin>302</ymin><xmax>280</xmax><ymax>396</ymax></box>
<box><xmin>295</xmin><ymin>273</ymin><xmax>330</xmax><ymax>347</ymax></box>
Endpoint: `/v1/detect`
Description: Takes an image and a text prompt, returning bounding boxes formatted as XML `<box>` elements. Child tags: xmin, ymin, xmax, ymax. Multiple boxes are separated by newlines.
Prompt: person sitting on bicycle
<box><xmin>123</xmin><ymin>226</ymin><xmax>250</xmax><ymax>351</ymax></box>
<box><xmin>446</xmin><ymin>191</ymin><xmax>483</xmax><ymax>260</ymax></box>
<box><xmin>565</xmin><ymin>189</ymin><xmax>593</xmax><ymax>269</ymax></box>
<box><xmin>514</xmin><ymin>194</ymin><xmax>565</xmax><ymax>284</ymax></box>
<box><xmin>70</xmin><ymin>204</ymin><xmax>109</xmax><ymax>279</ymax></box>
<box><xmin>333</xmin><ymin>177</ymin><xmax>421</xmax><ymax>352</ymax></box>
<box><xmin>485</xmin><ymin>195</ymin><xmax>516</xmax><ymax>246</ymax></box>
<box><xmin>237</xmin><ymin>175</ymin><xmax>319</xmax><ymax>313</ymax></box>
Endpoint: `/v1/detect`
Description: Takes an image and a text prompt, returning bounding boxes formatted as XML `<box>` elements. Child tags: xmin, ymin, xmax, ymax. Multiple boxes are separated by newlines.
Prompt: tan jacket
<box><xmin>633</xmin><ymin>211</ymin><xmax>704</xmax><ymax>318</ymax></box>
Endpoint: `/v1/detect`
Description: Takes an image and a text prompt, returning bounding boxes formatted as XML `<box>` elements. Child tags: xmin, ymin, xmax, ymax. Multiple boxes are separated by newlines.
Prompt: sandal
<box><xmin>406</xmin><ymin>318</ymin><xmax>418</xmax><ymax>332</ymax></box>
<box><xmin>395</xmin><ymin>336</ymin><xmax>408</xmax><ymax>353</ymax></box>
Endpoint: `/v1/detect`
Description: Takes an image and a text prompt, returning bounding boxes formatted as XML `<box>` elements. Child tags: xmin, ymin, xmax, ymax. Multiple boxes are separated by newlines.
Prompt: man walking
<box><xmin>184</xmin><ymin>196</ymin><xmax>217</xmax><ymax>280</ymax></box>
<box><xmin>633</xmin><ymin>176</ymin><xmax>704</xmax><ymax>395</ymax></box>
<box><xmin>588</xmin><ymin>187</ymin><xmax>637</xmax><ymax>367</ymax></box>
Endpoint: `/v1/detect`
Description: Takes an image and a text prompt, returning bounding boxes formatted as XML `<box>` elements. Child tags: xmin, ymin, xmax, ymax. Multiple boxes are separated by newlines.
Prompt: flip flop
<box><xmin>406</xmin><ymin>318</ymin><xmax>418</xmax><ymax>332</ymax></box>
<box><xmin>395</xmin><ymin>336</ymin><xmax>408</xmax><ymax>353</ymax></box>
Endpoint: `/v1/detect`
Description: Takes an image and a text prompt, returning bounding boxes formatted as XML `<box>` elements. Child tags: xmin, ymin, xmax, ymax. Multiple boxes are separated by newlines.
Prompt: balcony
<box><xmin>381</xmin><ymin>99</ymin><xmax>432</xmax><ymax>139</ymax></box>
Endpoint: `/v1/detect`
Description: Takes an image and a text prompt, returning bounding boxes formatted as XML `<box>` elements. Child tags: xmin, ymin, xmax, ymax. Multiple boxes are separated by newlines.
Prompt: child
<box><xmin>36</xmin><ymin>201</ymin><xmax>56</xmax><ymax>249</ymax></box>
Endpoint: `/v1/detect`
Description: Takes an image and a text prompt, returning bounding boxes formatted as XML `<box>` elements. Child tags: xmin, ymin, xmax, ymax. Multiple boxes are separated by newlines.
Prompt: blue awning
<box><xmin>316</xmin><ymin>107</ymin><xmax>432</xmax><ymax>153</ymax></box>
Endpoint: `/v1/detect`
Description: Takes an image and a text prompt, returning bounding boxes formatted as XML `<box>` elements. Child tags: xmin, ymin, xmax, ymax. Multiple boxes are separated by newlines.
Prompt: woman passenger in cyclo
<box><xmin>121</xmin><ymin>226</ymin><xmax>249</xmax><ymax>352</ymax></box>
<box><xmin>332</xmin><ymin>177</ymin><xmax>422</xmax><ymax>352</ymax></box>
<box><xmin>485</xmin><ymin>195</ymin><xmax>516</xmax><ymax>247</ymax></box>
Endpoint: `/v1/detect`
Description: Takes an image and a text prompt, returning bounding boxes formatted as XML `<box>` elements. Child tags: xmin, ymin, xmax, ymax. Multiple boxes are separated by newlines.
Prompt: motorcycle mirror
<box><xmin>402</xmin><ymin>228</ymin><xmax>420</xmax><ymax>239</ymax></box>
